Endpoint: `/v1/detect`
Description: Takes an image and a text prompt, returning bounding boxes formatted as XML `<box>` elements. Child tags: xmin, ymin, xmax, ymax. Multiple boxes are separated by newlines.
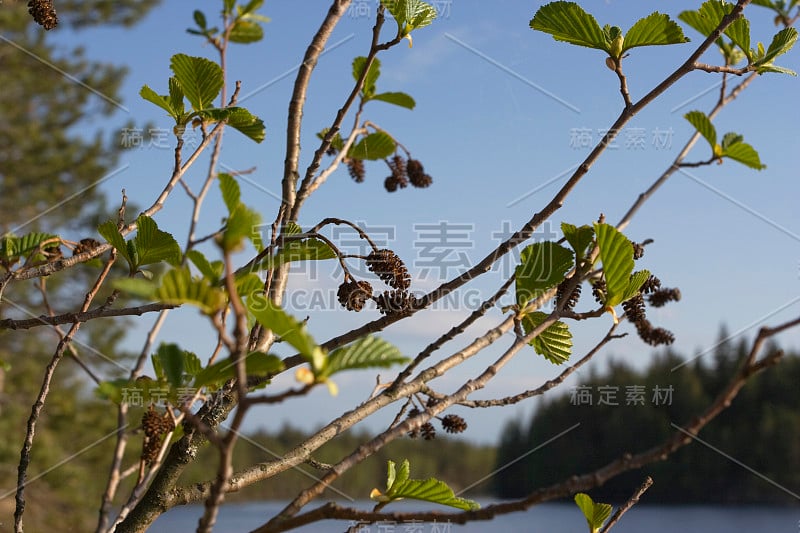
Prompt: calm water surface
<box><xmin>150</xmin><ymin>501</ymin><xmax>800</xmax><ymax>532</ymax></box>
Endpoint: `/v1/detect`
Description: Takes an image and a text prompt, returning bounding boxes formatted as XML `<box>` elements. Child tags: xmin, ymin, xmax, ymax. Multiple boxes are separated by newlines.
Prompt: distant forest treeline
<box><xmin>493</xmin><ymin>331</ymin><xmax>800</xmax><ymax>504</ymax></box>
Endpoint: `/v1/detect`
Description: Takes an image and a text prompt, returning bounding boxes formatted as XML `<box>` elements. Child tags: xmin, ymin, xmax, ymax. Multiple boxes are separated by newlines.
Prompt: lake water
<box><xmin>149</xmin><ymin>501</ymin><xmax>800</xmax><ymax>532</ymax></box>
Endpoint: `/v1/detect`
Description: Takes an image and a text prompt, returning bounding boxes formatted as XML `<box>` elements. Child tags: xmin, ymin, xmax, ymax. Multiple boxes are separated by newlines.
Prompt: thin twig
<box><xmin>0</xmin><ymin>302</ymin><xmax>176</xmax><ymax>330</ymax></box>
<box><xmin>599</xmin><ymin>476</ymin><xmax>654</xmax><ymax>533</ymax></box>
<box><xmin>15</xmin><ymin>252</ymin><xmax>117</xmax><ymax>532</ymax></box>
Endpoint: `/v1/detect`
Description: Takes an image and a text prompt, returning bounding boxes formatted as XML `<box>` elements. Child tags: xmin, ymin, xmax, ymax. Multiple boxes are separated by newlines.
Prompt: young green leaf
<box><xmin>684</xmin><ymin>111</ymin><xmax>717</xmax><ymax>151</ymax></box>
<box><xmin>218</xmin><ymin>204</ymin><xmax>262</xmax><ymax>252</ymax></box>
<box><xmin>383</xmin><ymin>0</ymin><xmax>437</xmax><ymax>34</ymax></box>
<box><xmin>320</xmin><ymin>336</ymin><xmax>409</xmax><ymax>379</ymax></box>
<box><xmin>229</xmin><ymin>20</ymin><xmax>264</xmax><ymax>43</ymax></box>
<box><xmin>317</xmin><ymin>128</ymin><xmax>345</xmax><ymax>152</ymax></box>
<box><xmin>620</xmin><ymin>270</ymin><xmax>652</xmax><ymax>303</ymax></box>
<box><xmin>623</xmin><ymin>12</ymin><xmax>689</xmax><ymax>51</ymax></box>
<box><xmin>170</xmin><ymin>54</ymin><xmax>224</xmax><ymax>111</ymax></box>
<box><xmin>154</xmin><ymin>267</ymin><xmax>227</xmax><ymax>315</ymax></box>
<box><xmin>754</xmin><ymin>27</ymin><xmax>798</xmax><ymax>74</ymax></box>
<box><xmin>370</xmin><ymin>91</ymin><xmax>416</xmax><ymax>110</ymax></box>
<box><xmin>153</xmin><ymin>343</ymin><xmax>187</xmax><ymax>389</ymax></box>
<box><xmin>168</xmin><ymin>77</ymin><xmax>185</xmax><ymax>118</ymax></box>
<box><xmin>240</xmin><ymin>0</ymin><xmax>265</xmax><ymax>15</ymax></box>
<box><xmin>678</xmin><ymin>1</ymin><xmax>732</xmax><ymax>46</ymax></box>
<box><xmin>193</xmin><ymin>10</ymin><xmax>207</xmax><ymax>29</ymax></box>
<box><xmin>248</xmin><ymin>299</ymin><xmax>325</xmax><ymax>371</ymax></box>
<box><xmin>574</xmin><ymin>493</ymin><xmax>613</xmax><ymax>533</ymax></box>
<box><xmin>193</xmin><ymin>352</ymin><xmax>284</xmax><ymax>391</ymax></box>
<box><xmin>347</xmin><ymin>131</ymin><xmax>396</xmax><ymax>160</ymax></box>
<box><xmin>515</xmin><ymin>242</ymin><xmax>574</xmax><ymax>309</ymax></box>
<box><xmin>218</xmin><ymin>173</ymin><xmax>241</xmax><ymax>214</ymax></box>
<box><xmin>187</xmin><ymin>250</ymin><xmax>224</xmax><ymax>283</ymax></box>
<box><xmin>352</xmin><ymin>56</ymin><xmax>381</xmax><ymax>99</ymax></box>
<box><xmin>112</xmin><ymin>277</ymin><xmax>157</xmax><ymax>299</ymax></box>
<box><xmin>521</xmin><ymin>312</ymin><xmax>573</xmax><ymax>364</ymax></box>
<box><xmin>133</xmin><ymin>215</ymin><xmax>182</xmax><ymax>267</ymax></box>
<box><xmin>140</xmin><ymin>85</ymin><xmax>179</xmax><ymax>119</ymax></box>
<box><xmin>197</xmin><ymin>107</ymin><xmax>266</xmax><ymax>143</ymax></box>
<box><xmin>2</xmin><ymin>232</ymin><xmax>59</xmax><ymax>263</ymax></box>
<box><xmin>594</xmin><ymin>223</ymin><xmax>635</xmax><ymax>307</ymax></box>
<box><xmin>98</xmin><ymin>220</ymin><xmax>133</xmax><ymax>269</ymax></box>
<box><xmin>530</xmin><ymin>2</ymin><xmax>607</xmax><ymax>50</ymax></box>
<box><xmin>561</xmin><ymin>222</ymin><xmax>594</xmax><ymax>263</ymax></box>
<box><xmin>235</xmin><ymin>272</ymin><xmax>263</xmax><ymax>299</ymax></box>
<box><xmin>723</xmin><ymin>17</ymin><xmax>751</xmax><ymax>60</ymax></box>
<box><xmin>721</xmin><ymin>140</ymin><xmax>766</xmax><ymax>169</ymax></box>
<box><xmin>371</xmin><ymin>459</ymin><xmax>480</xmax><ymax>511</ymax></box>
<box><xmin>273</xmin><ymin>238</ymin><xmax>337</xmax><ymax>265</ymax></box>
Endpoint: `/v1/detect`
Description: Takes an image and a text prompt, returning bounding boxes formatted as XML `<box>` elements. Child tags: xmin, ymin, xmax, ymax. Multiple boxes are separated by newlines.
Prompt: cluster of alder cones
<box><xmin>346</xmin><ymin>154</ymin><xmax>433</xmax><ymax>192</ymax></box>
<box><xmin>141</xmin><ymin>405</ymin><xmax>174</xmax><ymax>466</ymax></box>
<box><xmin>406</xmin><ymin>398</ymin><xmax>468</xmax><ymax>440</ymax></box>
<box><xmin>337</xmin><ymin>248</ymin><xmax>416</xmax><ymax>315</ymax></box>
<box><xmin>28</xmin><ymin>0</ymin><xmax>58</xmax><ymax>29</ymax></box>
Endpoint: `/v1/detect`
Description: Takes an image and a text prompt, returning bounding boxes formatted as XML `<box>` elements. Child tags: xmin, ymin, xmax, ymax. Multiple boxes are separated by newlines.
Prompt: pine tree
<box><xmin>0</xmin><ymin>1</ymin><xmax>159</xmax><ymax>529</ymax></box>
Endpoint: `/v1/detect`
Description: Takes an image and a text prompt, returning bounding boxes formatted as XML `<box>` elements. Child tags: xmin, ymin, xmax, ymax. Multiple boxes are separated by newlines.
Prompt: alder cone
<box><xmin>347</xmin><ymin>159</ymin><xmax>365</xmax><ymax>182</ymax></box>
<box><xmin>337</xmin><ymin>280</ymin><xmax>373</xmax><ymax>311</ymax></box>
<box><xmin>366</xmin><ymin>249</ymin><xmax>410</xmax><ymax>290</ymax></box>
<box><xmin>375</xmin><ymin>289</ymin><xmax>414</xmax><ymax>315</ymax></box>
<box><xmin>28</xmin><ymin>0</ymin><xmax>58</xmax><ymax>29</ymax></box>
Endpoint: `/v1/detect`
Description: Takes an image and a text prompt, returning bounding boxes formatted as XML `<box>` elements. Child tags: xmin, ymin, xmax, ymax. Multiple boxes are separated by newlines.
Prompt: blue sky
<box><xmin>43</xmin><ymin>1</ymin><xmax>800</xmax><ymax>444</ymax></box>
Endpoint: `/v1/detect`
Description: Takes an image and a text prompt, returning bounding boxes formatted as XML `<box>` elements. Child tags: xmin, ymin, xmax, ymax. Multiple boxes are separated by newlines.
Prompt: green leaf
<box><xmin>229</xmin><ymin>20</ymin><xmax>264</xmax><ymax>43</ymax></box>
<box><xmin>515</xmin><ymin>242</ymin><xmax>574</xmax><ymax>309</ymax></box>
<box><xmin>2</xmin><ymin>232</ymin><xmax>59</xmax><ymax>262</ymax></box>
<box><xmin>755</xmin><ymin>27</ymin><xmax>798</xmax><ymax>65</ymax></box>
<box><xmin>193</xmin><ymin>352</ymin><xmax>284</xmax><ymax>391</ymax></box>
<box><xmin>133</xmin><ymin>215</ymin><xmax>182</xmax><ymax>267</ymax></box>
<box><xmin>154</xmin><ymin>343</ymin><xmax>186</xmax><ymax>389</ymax></box>
<box><xmin>193</xmin><ymin>10</ymin><xmax>207</xmax><ymax>29</ymax></box>
<box><xmin>623</xmin><ymin>12</ymin><xmax>689</xmax><ymax>51</ymax></box>
<box><xmin>140</xmin><ymin>85</ymin><xmax>178</xmax><ymax>119</ymax></box>
<box><xmin>621</xmin><ymin>270</ymin><xmax>651</xmax><ymax>303</ymax></box>
<box><xmin>754</xmin><ymin>64</ymin><xmax>797</xmax><ymax>75</ymax></box>
<box><xmin>684</xmin><ymin>111</ymin><xmax>717</xmax><ymax>152</ymax></box>
<box><xmin>186</xmin><ymin>250</ymin><xmax>224</xmax><ymax>283</ymax></box>
<box><xmin>352</xmin><ymin>56</ymin><xmax>381</xmax><ymax>99</ymax></box>
<box><xmin>240</xmin><ymin>0</ymin><xmax>265</xmax><ymax>15</ymax></box>
<box><xmin>168</xmin><ymin>77</ymin><xmax>185</xmax><ymax>118</ymax></box>
<box><xmin>154</xmin><ymin>267</ymin><xmax>227</xmax><ymax>315</ymax></box>
<box><xmin>678</xmin><ymin>1</ymin><xmax>732</xmax><ymax>46</ymax></box>
<box><xmin>530</xmin><ymin>2</ymin><xmax>607</xmax><ymax>51</ymax></box>
<box><xmin>373</xmin><ymin>459</ymin><xmax>480</xmax><ymax>511</ymax></box>
<box><xmin>170</xmin><ymin>54</ymin><xmax>224</xmax><ymax>111</ymax></box>
<box><xmin>594</xmin><ymin>223</ymin><xmax>635</xmax><ymax>307</ymax></box>
<box><xmin>98</xmin><ymin>220</ymin><xmax>132</xmax><ymax>268</ymax></box>
<box><xmin>347</xmin><ymin>131</ymin><xmax>396</xmax><ymax>160</ymax></box>
<box><xmin>197</xmin><ymin>107</ymin><xmax>266</xmax><ymax>143</ymax></box>
<box><xmin>722</xmin><ymin>140</ymin><xmax>766</xmax><ymax>169</ymax></box>
<box><xmin>321</xmin><ymin>336</ymin><xmax>409</xmax><ymax>379</ymax></box>
<box><xmin>521</xmin><ymin>312</ymin><xmax>573</xmax><ymax>365</ymax></box>
<box><xmin>370</xmin><ymin>91</ymin><xmax>416</xmax><ymax>110</ymax></box>
<box><xmin>223</xmin><ymin>0</ymin><xmax>235</xmax><ymax>15</ymax></box>
<box><xmin>720</xmin><ymin>132</ymin><xmax>743</xmax><ymax>150</ymax></box>
<box><xmin>184</xmin><ymin>351</ymin><xmax>202</xmax><ymax>377</ymax></box>
<box><xmin>219</xmin><ymin>204</ymin><xmax>262</xmax><ymax>252</ymax></box>
<box><xmin>575</xmin><ymin>493</ymin><xmax>613</xmax><ymax>533</ymax></box>
<box><xmin>218</xmin><ymin>173</ymin><xmax>241</xmax><ymax>214</ymax></box>
<box><xmin>273</xmin><ymin>238</ymin><xmax>336</xmax><ymax>266</ymax></box>
<box><xmin>112</xmin><ymin>277</ymin><xmax>157</xmax><ymax>299</ymax></box>
<box><xmin>383</xmin><ymin>0</ymin><xmax>437</xmax><ymax>32</ymax></box>
<box><xmin>248</xmin><ymin>299</ymin><xmax>325</xmax><ymax>371</ymax></box>
<box><xmin>235</xmin><ymin>272</ymin><xmax>263</xmax><ymax>299</ymax></box>
<box><xmin>561</xmin><ymin>222</ymin><xmax>594</xmax><ymax>263</ymax></box>
<box><xmin>723</xmin><ymin>17</ymin><xmax>751</xmax><ymax>59</ymax></box>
